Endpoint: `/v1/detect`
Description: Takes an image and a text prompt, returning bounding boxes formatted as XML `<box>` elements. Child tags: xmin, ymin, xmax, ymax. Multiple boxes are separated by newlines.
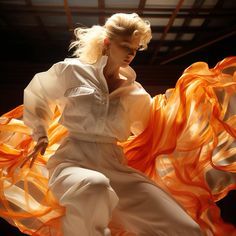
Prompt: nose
<box><xmin>128</xmin><ymin>48</ymin><xmax>136</xmax><ymax>56</ymax></box>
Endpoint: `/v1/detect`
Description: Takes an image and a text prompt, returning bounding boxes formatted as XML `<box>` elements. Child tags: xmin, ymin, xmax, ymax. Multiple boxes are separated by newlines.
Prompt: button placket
<box><xmin>96</xmin><ymin>66</ymin><xmax>110</xmax><ymax>131</ymax></box>
<box><xmin>95</xmin><ymin>90</ymin><xmax>109</xmax><ymax>133</ymax></box>
<box><xmin>101</xmin><ymin>91</ymin><xmax>109</xmax><ymax>118</ymax></box>
<box><xmin>101</xmin><ymin>91</ymin><xmax>108</xmax><ymax>104</ymax></box>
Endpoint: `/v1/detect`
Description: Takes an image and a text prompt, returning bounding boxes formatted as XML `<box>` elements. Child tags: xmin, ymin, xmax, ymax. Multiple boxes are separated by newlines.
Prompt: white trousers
<box><xmin>47</xmin><ymin>136</ymin><xmax>203</xmax><ymax>236</ymax></box>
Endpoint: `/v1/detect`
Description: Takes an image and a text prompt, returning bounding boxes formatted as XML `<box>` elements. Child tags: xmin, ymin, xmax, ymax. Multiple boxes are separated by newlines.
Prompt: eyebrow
<box><xmin>120</xmin><ymin>42</ymin><xmax>139</xmax><ymax>50</ymax></box>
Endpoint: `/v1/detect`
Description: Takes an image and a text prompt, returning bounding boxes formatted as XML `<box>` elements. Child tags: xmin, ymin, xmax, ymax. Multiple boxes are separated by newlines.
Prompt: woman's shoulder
<box><xmin>52</xmin><ymin>58</ymin><xmax>94</xmax><ymax>74</ymax></box>
<box><xmin>55</xmin><ymin>57</ymin><xmax>89</xmax><ymax>68</ymax></box>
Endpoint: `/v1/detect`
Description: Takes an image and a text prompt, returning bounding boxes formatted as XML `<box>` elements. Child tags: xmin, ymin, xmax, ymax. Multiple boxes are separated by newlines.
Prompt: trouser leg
<box><xmin>48</xmin><ymin>166</ymin><xmax>119</xmax><ymax>236</ymax></box>
<box><xmin>110</xmin><ymin>171</ymin><xmax>203</xmax><ymax>236</ymax></box>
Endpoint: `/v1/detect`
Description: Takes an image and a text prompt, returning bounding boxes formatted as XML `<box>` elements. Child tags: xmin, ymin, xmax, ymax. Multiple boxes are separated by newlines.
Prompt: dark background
<box><xmin>0</xmin><ymin>0</ymin><xmax>236</xmax><ymax>235</ymax></box>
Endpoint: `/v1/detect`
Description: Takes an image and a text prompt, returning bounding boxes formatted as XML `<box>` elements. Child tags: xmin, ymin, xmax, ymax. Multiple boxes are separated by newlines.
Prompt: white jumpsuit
<box><xmin>23</xmin><ymin>56</ymin><xmax>203</xmax><ymax>236</ymax></box>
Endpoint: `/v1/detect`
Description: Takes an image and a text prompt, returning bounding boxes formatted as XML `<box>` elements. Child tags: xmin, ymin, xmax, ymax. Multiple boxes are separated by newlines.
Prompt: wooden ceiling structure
<box><xmin>0</xmin><ymin>1</ymin><xmax>236</xmax><ymax>234</ymax></box>
<box><xmin>1</xmin><ymin>0</ymin><xmax>235</xmax><ymax>62</ymax></box>
<box><xmin>0</xmin><ymin>0</ymin><xmax>236</xmax><ymax>111</ymax></box>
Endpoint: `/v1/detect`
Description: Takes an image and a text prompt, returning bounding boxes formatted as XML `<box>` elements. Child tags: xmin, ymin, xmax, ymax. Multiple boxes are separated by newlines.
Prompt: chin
<box><xmin>121</xmin><ymin>61</ymin><xmax>130</xmax><ymax>67</ymax></box>
<box><xmin>121</xmin><ymin>64</ymin><xmax>129</xmax><ymax>68</ymax></box>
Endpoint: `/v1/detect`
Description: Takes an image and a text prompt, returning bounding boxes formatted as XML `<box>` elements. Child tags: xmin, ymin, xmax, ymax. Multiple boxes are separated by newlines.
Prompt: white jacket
<box><xmin>24</xmin><ymin>56</ymin><xmax>152</xmax><ymax>142</ymax></box>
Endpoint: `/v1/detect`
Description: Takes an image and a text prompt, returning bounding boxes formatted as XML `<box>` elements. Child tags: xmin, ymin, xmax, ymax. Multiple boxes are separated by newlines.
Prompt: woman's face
<box><xmin>107</xmin><ymin>35</ymin><xmax>141</xmax><ymax>67</ymax></box>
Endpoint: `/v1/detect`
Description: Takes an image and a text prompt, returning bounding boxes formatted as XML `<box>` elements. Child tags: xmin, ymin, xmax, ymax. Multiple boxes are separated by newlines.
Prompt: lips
<box><xmin>124</xmin><ymin>59</ymin><xmax>131</xmax><ymax>63</ymax></box>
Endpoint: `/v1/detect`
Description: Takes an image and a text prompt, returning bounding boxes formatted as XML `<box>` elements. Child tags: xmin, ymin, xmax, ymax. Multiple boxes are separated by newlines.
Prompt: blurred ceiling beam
<box><xmin>63</xmin><ymin>0</ymin><xmax>73</xmax><ymax>30</ymax></box>
<box><xmin>159</xmin><ymin>25</ymin><xmax>236</xmax><ymax>65</ymax></box>
<box><xmin>150</xmin><ymin>0</ymin><xmax>185</xmax><ymax>64</ymax></box>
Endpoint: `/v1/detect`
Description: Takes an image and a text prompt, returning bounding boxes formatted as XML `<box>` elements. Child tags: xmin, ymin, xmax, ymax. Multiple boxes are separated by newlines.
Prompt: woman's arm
<box><xmin>24</xmin><ymin>62</ymin><xmax>66</xmax><ymax>141</ymax></box>
<box><xmin>128</xmin><ymin>82</ymin><xmax>153</xmax><ymax>136</ymax></box>
<box><xmin>22</xmin><ymin>62</ymin><xmax>66</xmax><ymax>167</ymax></box>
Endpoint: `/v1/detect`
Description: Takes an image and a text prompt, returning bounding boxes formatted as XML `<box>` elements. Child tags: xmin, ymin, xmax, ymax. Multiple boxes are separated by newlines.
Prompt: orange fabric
<box><xmin>122</xmin><ymin>56</ymin><xmax>236</xmax><ymax>235</ymax></box>
<box><xmin>0</xmin><ymin>106</ymin><xmax>66</xmax><ymax>236</ymax></box>
<box><xmin>0</xmin><ymin>57</ymin><xmax>236</xmax><ymax>235</ymax></box>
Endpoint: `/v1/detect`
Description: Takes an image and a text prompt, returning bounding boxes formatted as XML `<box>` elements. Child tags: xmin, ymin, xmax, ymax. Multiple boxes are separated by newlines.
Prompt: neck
<box><xmin>103</xmin><ymin>58</ymin><xmax>120</xmax><ymax>81</ymax></box>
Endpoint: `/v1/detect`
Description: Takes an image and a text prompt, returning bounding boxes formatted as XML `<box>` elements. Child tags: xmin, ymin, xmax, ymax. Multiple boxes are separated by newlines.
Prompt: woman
<box><xmin>2</xmin><ymin>13</ymin><xmax>236</xmax><ymax>236</ymax></box>
<box><xmin>20</xmin><ymin>13</ymin><xmax>203</xmax><ymax>235</ymax></box>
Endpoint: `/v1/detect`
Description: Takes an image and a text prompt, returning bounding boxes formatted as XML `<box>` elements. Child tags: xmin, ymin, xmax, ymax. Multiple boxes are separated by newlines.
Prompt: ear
<box><xmin>104</xmin><ymin>37</ymin><xmax>110</xmax><ymax>46</ymax></box>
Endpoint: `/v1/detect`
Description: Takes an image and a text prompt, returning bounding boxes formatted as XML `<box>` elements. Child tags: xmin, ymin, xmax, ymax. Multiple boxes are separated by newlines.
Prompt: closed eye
<box><xmin>121</xmin><ymin>44</ymin><xmax>139</xmax><ymax>53</ymax></box>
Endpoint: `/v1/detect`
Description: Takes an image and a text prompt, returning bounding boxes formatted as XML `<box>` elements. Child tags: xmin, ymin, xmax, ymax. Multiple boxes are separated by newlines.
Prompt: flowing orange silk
<box><xmin>0</xmin><ymin>57</ymin><xmax>236</xmax><ymax>235</ymax></box>
<box><xmin>122</xmin><ymin>56</ymin><xmax>236</xmax><ymax>236</ymax></box>
<box><xmin>0</xmin><ymin>107</ymin><xmax>67</xmax><ymax>236</ymax></box>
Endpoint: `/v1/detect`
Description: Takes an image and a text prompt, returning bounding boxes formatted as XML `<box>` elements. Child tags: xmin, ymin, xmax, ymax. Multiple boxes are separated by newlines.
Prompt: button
<box><xmin>101</xmin><ymin>92</ymin><xmax>107</xmax><ymax>104</ymax></box>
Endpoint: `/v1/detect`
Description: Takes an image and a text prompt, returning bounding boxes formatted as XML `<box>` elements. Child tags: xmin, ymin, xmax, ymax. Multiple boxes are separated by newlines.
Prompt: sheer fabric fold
<box><xmin>122</xmin><ymin>56</ymin><xmax>236</xmax><ymax>235</ymax></box>
<box><xmin>0</xmin><ymin>106</ymin><xmax>66</xmax><ymax>235</ymax></box>
<box><xmin>0</xmin><ymin>57</ymin><xmax>236</xmax><ymax>235</ymax></box>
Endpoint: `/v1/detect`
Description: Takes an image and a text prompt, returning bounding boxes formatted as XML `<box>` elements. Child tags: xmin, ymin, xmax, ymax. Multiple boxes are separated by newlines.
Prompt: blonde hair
<box><xmin>69</xmin><ymin>13</ymin><xmax>152</xmax><ymax>64</ymax></box>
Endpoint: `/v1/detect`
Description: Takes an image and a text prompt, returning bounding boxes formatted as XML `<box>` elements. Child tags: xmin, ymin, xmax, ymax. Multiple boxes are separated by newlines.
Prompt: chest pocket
<box><xmin>64</xmin><ymin>86</ymin><xmax>96</xmax><ymax>116</ymax></box>
<box><xmin>64</xmin><ymin>86</ymin><xmax>95</xmax><ymax>97</ymax></box>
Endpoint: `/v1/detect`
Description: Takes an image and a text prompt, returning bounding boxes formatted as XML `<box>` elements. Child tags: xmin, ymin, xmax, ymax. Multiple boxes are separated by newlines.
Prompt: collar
<box><xmin>95</xmin><ymin>55</ymin><xmax>136</xmax><ymax>84</ymax></box>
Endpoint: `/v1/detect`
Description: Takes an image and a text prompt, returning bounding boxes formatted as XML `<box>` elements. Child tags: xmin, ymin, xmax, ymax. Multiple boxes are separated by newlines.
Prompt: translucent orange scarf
<box><xmin>1</xmin><ymin>57</ymin><xmax>236</xmax><ymax>236</ymax></box>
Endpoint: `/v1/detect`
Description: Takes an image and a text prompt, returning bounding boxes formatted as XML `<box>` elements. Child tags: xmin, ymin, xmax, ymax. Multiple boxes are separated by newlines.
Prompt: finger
<box><xmin>20</xmin><ymin>159</ymin><xmax>27</xmax><ymax>168</ymax></box>
<box><xmin>20</xmin><ymin>157</ymin><xmax>31</xmax><ymax>168</ymax></box>
<box><xmin>20</xmin><ymin>140</ymin><xmax>48</xmax><ymax>168</ymax></box>
<box><xmin>40</xmin><ymin>144</ymin><xmax>48</xmax><ymax>155</ymax></box>
<box><xmin>20</xmin><ymin>150</ymin><xmax>39</xmax><ymax>168</ymax></box>
<box><xmin>29</xmin><ymin>154</ymin><xmax>38</xmax><ymax>168</ymax></box>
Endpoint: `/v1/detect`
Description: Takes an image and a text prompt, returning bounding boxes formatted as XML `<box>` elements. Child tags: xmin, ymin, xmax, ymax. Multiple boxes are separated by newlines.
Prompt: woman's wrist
<box><xmin>38</xmin><ymin>136</ymin><xmax>48</xmax><ymax>143</ymax></box>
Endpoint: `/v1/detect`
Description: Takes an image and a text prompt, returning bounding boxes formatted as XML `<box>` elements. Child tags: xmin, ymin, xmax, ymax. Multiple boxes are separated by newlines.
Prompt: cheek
<box><xmin>111</xmin><ymin>48</ymin><xmax>127</xmax><ymax>59</ymax></box>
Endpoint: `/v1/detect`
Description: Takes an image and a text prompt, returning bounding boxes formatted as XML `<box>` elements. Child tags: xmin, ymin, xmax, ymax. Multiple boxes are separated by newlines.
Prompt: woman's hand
<box><xmin>20</xmin><ymin>136</ymin><xmax>49</xmax><ymax>168</ymax></box>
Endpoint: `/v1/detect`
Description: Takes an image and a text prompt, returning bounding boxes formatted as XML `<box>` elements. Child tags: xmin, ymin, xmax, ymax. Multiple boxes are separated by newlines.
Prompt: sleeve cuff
<box><xmin>32</xmin><ymin>125</ymin><xmax>47</xmax><ymax>141</ymax></box>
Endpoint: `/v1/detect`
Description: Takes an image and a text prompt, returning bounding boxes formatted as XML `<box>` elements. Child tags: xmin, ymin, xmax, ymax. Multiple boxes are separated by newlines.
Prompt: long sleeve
<box><xmin>128</xmin><ymin>82</ymin><xmax>152</xmax><ymax>136</ymax></box>
<box><xmin>23</xmin><ymin>63</ymin><xmax>66</xmax><ymax>141</ymax></box>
